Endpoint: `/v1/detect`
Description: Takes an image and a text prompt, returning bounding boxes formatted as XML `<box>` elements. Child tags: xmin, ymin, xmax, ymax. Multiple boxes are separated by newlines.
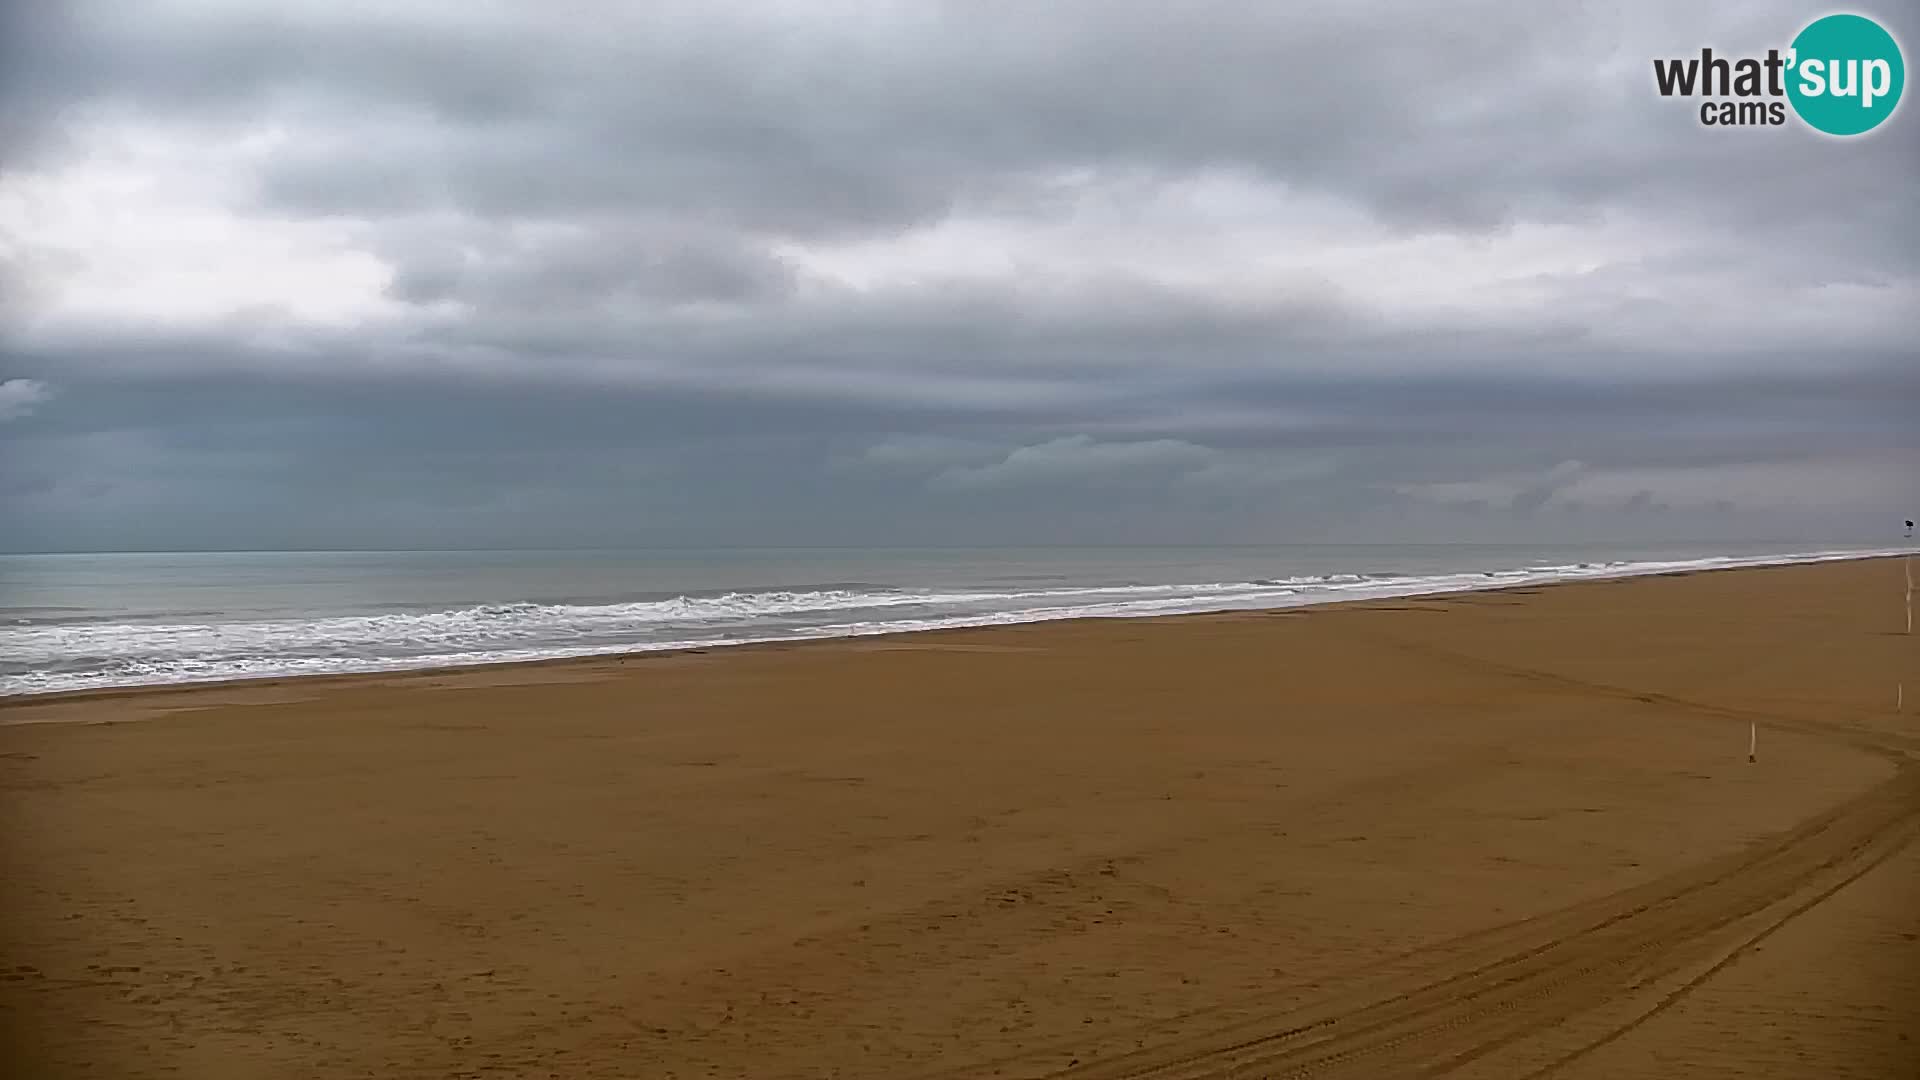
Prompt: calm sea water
<box><xmin>0</xmin><ymin>543</ymin><xmax>1894</xmax><ymax>696</ymax></box>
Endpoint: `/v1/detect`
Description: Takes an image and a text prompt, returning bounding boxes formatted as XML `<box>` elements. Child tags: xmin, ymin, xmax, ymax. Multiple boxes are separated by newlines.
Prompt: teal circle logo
<box><xmin>1786</xmin><ymin>14</ymin><xmax>1905</xmax><ymax>135</ymax></box>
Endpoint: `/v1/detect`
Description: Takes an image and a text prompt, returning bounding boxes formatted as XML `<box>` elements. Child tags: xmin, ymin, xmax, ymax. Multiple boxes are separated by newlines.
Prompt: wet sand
<box><xmin>3</xmin><ymin>556</ymin><xmax>1916</xmax><ymax>1078</ymax></box>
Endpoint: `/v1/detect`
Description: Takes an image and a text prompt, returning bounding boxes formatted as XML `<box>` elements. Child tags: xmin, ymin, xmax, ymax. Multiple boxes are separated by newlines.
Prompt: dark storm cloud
<box><xmin>3</xmin><ymin>363</ymin><xmax>1909</xmax><ymax>551</ymax></box>
<box><xmin>1</xmin><ymin>1</ymin><xmax>1915</xmax><ymax>549</ymax></box>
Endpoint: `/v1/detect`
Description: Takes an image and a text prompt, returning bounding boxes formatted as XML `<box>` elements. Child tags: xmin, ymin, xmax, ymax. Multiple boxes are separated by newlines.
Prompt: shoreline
<box><xmin>1</xmin><ymin>547</ymin><xmax>1903</xmax><ymax>714</ymax></box>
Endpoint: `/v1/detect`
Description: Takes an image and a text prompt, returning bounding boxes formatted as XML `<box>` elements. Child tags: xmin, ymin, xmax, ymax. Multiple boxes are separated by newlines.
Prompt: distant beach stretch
<box><xmin>4</xmin><ymin>555</ymin><xmax>1915</xmax><ymax>1078</ymax></box>
<box><xmin>0</xmin><ymin>543</ymin><xmax>1902</xmax><ymax>697</ymax></box>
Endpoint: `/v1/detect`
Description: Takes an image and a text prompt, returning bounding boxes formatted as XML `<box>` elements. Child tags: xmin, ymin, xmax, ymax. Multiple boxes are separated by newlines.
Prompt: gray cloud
<box><xmin>1509</xmin><ymin>462</ymin><xmax>1587</xmax><ymax>515</ymax></box>
<box><xmin>13</xmin><ymin>3</ymin><xmax>1911</xmax><ymax>244</ymax></box>
<box><xmin>381</xmin><ymin>224</ymin><xmax>799</xmax><ymax>309</ymax></box>
<box><xmin>857</xmin><ymin>435</ymin><xmax>1006</xmax><ymax>471</ymax></box>
<box><xmin>930</xmin><ymin>435</ymin><xmax>1215</xmax><ymax>491</ymax></box>
<box><xmin>0</xmin><ymin>379</ymin><xmax>55</xmax><ymax>422</ymax></box>
<box><xmin>0</xmin><ymin>1</ymin><xmax>1915</xmax><ymax>550</ymax></box>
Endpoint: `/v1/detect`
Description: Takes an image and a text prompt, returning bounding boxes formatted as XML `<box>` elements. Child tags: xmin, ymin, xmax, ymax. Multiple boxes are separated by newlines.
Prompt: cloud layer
<box><xmin>1</xmin><ymin>1</ymin><xmax>1913</xmax><ymax>550</ymax></box>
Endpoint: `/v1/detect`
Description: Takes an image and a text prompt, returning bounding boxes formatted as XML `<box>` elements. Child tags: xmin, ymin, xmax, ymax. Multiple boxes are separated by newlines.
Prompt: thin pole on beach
<box><xmin>1903</xmin><ymin>521</ymin><xmax>1914</xmax><ymax>713</ymax></box>
<box><xmin>1747</xmin><ymin>722</ymin><xmax>1756</xmax><ymax>764</ymax></box>
<box><xmin>1907</xmin><ymin>520</ymin><xmax>1915</xmax><ymax>635</ymax></box>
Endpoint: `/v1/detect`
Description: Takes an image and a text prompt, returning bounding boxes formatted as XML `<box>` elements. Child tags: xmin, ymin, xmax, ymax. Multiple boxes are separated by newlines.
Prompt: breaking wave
<box><xmin>0</xmin><ymin>547</ymin><xmax>1895</xmax><ymax>697</ymax></box>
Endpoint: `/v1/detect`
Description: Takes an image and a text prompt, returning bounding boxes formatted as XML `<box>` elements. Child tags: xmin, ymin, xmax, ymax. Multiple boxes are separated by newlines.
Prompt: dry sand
<box><xmin>3</xmin><ymin>557</ymin><xmax>1916</xmax><ymax>1078</ymax></box>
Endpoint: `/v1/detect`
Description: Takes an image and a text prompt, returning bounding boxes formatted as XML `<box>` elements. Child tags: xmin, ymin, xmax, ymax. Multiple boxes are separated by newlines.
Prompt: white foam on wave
<box><xmin>0</xmin><ymin>547</ymin><xmax>1898</xmax><ymax>697</ymax></box>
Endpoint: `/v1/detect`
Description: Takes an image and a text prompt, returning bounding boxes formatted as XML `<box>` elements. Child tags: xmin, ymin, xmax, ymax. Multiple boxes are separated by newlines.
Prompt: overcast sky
<box><xmin>0</xmin><ymin>0</ymin><xmax>1913</xmax><ymax>552</ymax></box>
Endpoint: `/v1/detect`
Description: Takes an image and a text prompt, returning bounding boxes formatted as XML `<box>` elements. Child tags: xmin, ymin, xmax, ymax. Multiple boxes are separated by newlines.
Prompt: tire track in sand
<box><xmin>922</xmin><ymin>635</ymin><xmax>1920</xmax><ymax>1080</ymax></box>
<box><xmin>998</xmin><ymin>767</ymin><xmax>1918</xmax><ymax>1079</ymax></box>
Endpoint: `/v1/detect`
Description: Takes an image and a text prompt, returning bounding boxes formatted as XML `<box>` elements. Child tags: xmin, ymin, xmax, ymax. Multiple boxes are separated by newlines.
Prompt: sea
<box><xmin>0</xmin><ymin>543</ymin><xmax>1898</xmax><ymax>697</ymax></box>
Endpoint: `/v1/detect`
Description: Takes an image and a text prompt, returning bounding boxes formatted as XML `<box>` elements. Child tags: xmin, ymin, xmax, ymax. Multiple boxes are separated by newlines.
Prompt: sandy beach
<box><xmin>3</xmin><ymin>556</ymin><xmax>1916</xmax><ymax>1078</ymax></box>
